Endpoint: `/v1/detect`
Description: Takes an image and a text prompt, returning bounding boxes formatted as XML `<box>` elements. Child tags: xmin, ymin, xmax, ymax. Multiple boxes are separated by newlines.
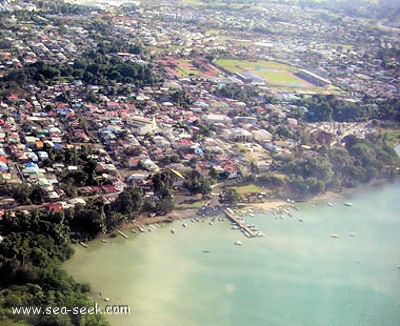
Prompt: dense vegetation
<box><xmin>273</xmin><ymin>132</ymin><xmax>399</xmax><ymax>200</ymax></box>
<box><xmin>1</xmin><ymin>52</ymin><xmax>156</xmax><ymax>92</ymax></box>
<box><xmin>299</xmin><ymin>94</ymin><xmax>400</xmax><ymax>123</ymax></box>
<box><xmin>0</xmin><ymin>210</ymin><xmax>107</xmax><ymax>325</ymax></box>
<box><xmin>213</xmin><ymin>84</ymin><xmax>258</xmax><ymax>105</ymax></box>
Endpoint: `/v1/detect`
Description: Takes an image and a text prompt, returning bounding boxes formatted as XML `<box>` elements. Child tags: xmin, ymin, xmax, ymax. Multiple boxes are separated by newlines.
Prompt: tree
<box><xmin>83</xmin><ymin>158</ymin><xmax>97</xmax><ymax>185</ymax></box>
<box><xmin>156</xmin><ymin>188</ymin><xmax>175</xmax><ymax>213</ymax></box>
<box><xmin>152</xmin><ymin>171</ymin><xmax>172</xmax><ymax>193</ymax></box>
<box><xmin>111</xmin><ymin>186</ymin><xmax>145</xmax><ymax>219</ymax></box>
<box><xmin>184</xmin><ymin>170</ymin><xmax>211</xmax><ymax>197</ymax></box>
<box><xmin>209</xmin><ymin>166</ymin><xmax>219</xmax><ymax>180</ymax></box>
<box><xmin>70</xmin><ymin>200</ymin><xmax>104</xmax><ymax>235</ymax></box>
<box><xmin>288</xmin><ymin>176</ymin><xmax>310</xmax><ymax>198</ymax></box>
<box><xmin>220</xmin><ymin>188</ymin><xmax>241</xmax><ymax>205</ymax></box>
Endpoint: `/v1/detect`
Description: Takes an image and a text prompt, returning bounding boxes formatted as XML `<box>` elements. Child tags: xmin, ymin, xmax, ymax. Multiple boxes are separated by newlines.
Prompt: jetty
<box><xmin>116</xmin><ymin>229</ymin><xmax>129</xmax><ymax>239</ymax></box>
<box><xmin>223</xmin><ymin>208</ymin><xmax>257</xmax><ymax>237</ymax></box>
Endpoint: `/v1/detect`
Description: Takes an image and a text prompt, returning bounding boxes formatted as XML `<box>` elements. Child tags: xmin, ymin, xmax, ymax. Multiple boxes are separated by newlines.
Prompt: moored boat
<box><xmin>79</xmin><ymin>241</ymin><xmax>88</xmax><ymax>248</ymax></box>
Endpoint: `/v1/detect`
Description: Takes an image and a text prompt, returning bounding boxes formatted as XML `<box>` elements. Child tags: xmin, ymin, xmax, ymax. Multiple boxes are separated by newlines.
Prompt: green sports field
<box><xmin>215</xmin><ymin>59</ymin><xmax>312</xmax><ymax>87</ymax></box>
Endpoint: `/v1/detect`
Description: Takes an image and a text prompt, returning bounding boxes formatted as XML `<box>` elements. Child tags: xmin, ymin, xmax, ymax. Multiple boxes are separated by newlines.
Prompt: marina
<box><xmin>223</xmin><ymin>208</ymin><xmax>259</xmax><ymax>237</ymax></box>
<box><xmin>64</xmin><ymin>182</ymin><xmax>400</xmax><ymax>326</ymax></box>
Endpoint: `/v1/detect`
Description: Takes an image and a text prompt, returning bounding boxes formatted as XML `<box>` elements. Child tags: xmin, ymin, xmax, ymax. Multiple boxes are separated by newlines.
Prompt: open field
<box><xmin>175</xmin><ymin>59</ymin><xmax>201</xmax><ymax>77</ymax></box>
<box><xmin>228</xmin><ymin>184</ymin><xmax>266</xmax><ymax>195</ymax></box>
<box><xmin>214</xmin><ymin>59</ymin><xmax>341</xmax><ymax>94</ymax></box>
<box><xmin>162</xmin><ymin>58</ymin><xmax>218</xmax><ymax>79</ymax></box>
<box><xmin>215</xmin><ymin>59</ymin><xmax>296</xmax><ymax>73</ymax></box>
<box><xmin>215</xmin><ymin>59</ymin><xmax>311</xmax><ymax>87</ymax></box>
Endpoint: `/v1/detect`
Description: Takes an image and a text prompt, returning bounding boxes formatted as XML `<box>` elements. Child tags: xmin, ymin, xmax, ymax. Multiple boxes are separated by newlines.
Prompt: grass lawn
<box><xmin>215</xmin><ymin>59</ymin><xmax>296</xmax><ymax>73</ymax></box>
<box><xmin>378</xmin><ymin>127</ymin><xmax>400</xmax><ymax>146</ymax></box>
<box><xmin>176</xmin><ymin>201</ymin><xmax>204</xmax><ymax>209</ymax></box>
<box><xmin>228</xmin><ymin>184</ymin><xmax>265</xmax><ymax>194</ymax></box>
<box><xmin>214</xmin><ymin>59</ymin><xmax>306</xmax><ymax>86</ymax></box>
<box><xmin>175</xmin><ymin>60</ymin><xmax>201</xmax><ymax>77</ymax></box>
<box><xmin>255</xmin><ymin>70</ymin><xmax>307</xmax><ymax>86</ymax></box>
<box><xmin>214</xmin><ymin>59</ymin><xmax>339</xmax><ymax>94</ymax></box>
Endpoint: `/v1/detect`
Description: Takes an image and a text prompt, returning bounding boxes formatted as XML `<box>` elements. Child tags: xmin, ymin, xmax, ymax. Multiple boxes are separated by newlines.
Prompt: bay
<box><xmin>63</xmin><ymin>181</ymin><xmax>400</xmax><ymax>326</ymax></box>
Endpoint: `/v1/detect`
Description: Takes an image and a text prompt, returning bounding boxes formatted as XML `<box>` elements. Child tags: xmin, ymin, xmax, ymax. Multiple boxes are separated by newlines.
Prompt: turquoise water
<box><xmin>64</xmin><ymin>182</ymin><xmax>400</xmax><ymax>326</ymax></box>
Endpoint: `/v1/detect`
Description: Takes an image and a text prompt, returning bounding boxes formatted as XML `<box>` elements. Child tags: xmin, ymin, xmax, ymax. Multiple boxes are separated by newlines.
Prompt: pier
<box><xmin>223</xmin><ymin>208</ymin><xmax>258</xmax><ymax>237</ymax></box>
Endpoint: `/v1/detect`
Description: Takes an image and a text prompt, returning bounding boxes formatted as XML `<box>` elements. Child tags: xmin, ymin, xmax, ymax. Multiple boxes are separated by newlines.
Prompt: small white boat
<box><xmin>79</xmin><ymin>241</ymin><xmax>88</xmax><ymax>248</ymax></box>
<box><xmin>182</xmin><ymin>223</ymin><xmax>188</xmax><ymax>227</ymax></box>
<box><xmin>234</xmin><ymin>240</ymin><xmax>243</xmax><ymax>245</ymax></box>
<box><xmin>101</xmin><ymin>239</ymin><xmax>109</xmax><ymax>243</ymax></box>
<box><xmin>349</xmin><ymin>232</ymin><xmax>356</xmax><ymax>237</ymax></box>
<box><xmin>104</xmin><ymin>297</ymin><xmax>110</xmax><ymax>302</ymax></box>
<box><xmin>327</xmin><ymin>202</ymin><xmax>333</xmax><ymax>207</ymax></box>
<box><xmin>331</xmin><ymin>233</ymin><xmax>339</xmax><ymax>239</ymax></box>
<box><xmin>344</xmin><ymin>202</ymin><xmax>353</xmax><ymax>207</ymax></box>
<box><xmin>170</xmin><ymin>228</ymin><xmax>175</xmax><ymax>234</ymax></box>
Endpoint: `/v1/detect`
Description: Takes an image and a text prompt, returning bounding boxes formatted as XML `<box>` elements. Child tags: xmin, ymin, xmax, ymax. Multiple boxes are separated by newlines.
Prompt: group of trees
<box><xmin>0</xmin><ymin>210</ymin><xmax>106</xmax><ymax>325</ymax></box>
<box><xmin>1</xmin><ymin>52</ymin><xmax>156</xmax><ymax>92</ymax></box>
<box><xmin>278</xmin><ymin>133</ymin><xmax>399</xmax><ymax>199</ymax></box>
<box><xmin>0</xmin><ymin>184</ymin><xmax>42</xmax><ymax>206</ymax></box>
<box><xmin>214</xmin><ymin>84</ymin><xmax>258</xmax><ymax>105</ymax></box>
<box><xmin>184</xmin><ymin>170</ymin><xmax>211</xmax><ymax>198</ymax></box>
<box><xmin>299</xmin><ymin>94</ymin><xmax>364</xmax><ymax>122</ymax></box>
<box><xmin>297</xmin><ymin>94</ymin><xmax>400</xmax><ymax>123</ymax></box>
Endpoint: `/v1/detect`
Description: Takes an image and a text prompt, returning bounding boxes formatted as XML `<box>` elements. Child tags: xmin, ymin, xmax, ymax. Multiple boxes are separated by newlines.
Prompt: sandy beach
<box><xmin>118</xmin><ymin>179</ymin><xmax>389</xmax><ymax>231</ymax></box>
<box><xmin>121</xmin><ymin>208</ymin><xmax>199</xmax><ymax>230</ymax></box>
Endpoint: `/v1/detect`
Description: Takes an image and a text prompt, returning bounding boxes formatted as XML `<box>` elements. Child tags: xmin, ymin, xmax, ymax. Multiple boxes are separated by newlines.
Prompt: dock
<box><xmin>116</xmin><ymin>229</ymin><xmax>129</xmax><ymax>239</ymax></box>
<box><xmin>223</xmin><ymin>208</ymin><xmax>257</xmax><ymax>237</ymax></box>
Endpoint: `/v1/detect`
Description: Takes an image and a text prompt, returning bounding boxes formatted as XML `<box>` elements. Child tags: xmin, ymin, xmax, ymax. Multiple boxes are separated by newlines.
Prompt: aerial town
<box><xmin>0</xmin><ymin>0</ymin><xmax>398</xmax><ymax>218</ymax></box>
<box><xmin>0</xmin><ymin>0</ymin><xmax>399</xmax><ymax>215</ymax></box>
<box><xmin>0</xmin><ymin>0</ymin><xmax>399</xmax><ymax>325</ymax></box>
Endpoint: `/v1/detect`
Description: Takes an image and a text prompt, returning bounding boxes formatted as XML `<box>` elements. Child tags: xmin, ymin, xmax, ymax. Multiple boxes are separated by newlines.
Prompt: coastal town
<box><xmin>0</xmin><ymin>0</ymin><xmax>399</xmax><ymax>325</ymax></box>
<box><xmin>0</xmin><ymin>0</ymin><xmax>398</xmax><ymax>219</ymax></box>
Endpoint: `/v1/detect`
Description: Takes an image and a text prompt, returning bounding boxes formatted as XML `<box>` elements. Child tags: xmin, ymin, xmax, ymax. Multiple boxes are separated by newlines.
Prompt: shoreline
<box><xmin>106</xmin><ymin>178</ymin><xmax>396</xmax><ymax>237</ymax></box>
<box><xmin>64</xmin><ymin>181</ymin><xmax>400</xmax><ymax>326</ymax></box>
